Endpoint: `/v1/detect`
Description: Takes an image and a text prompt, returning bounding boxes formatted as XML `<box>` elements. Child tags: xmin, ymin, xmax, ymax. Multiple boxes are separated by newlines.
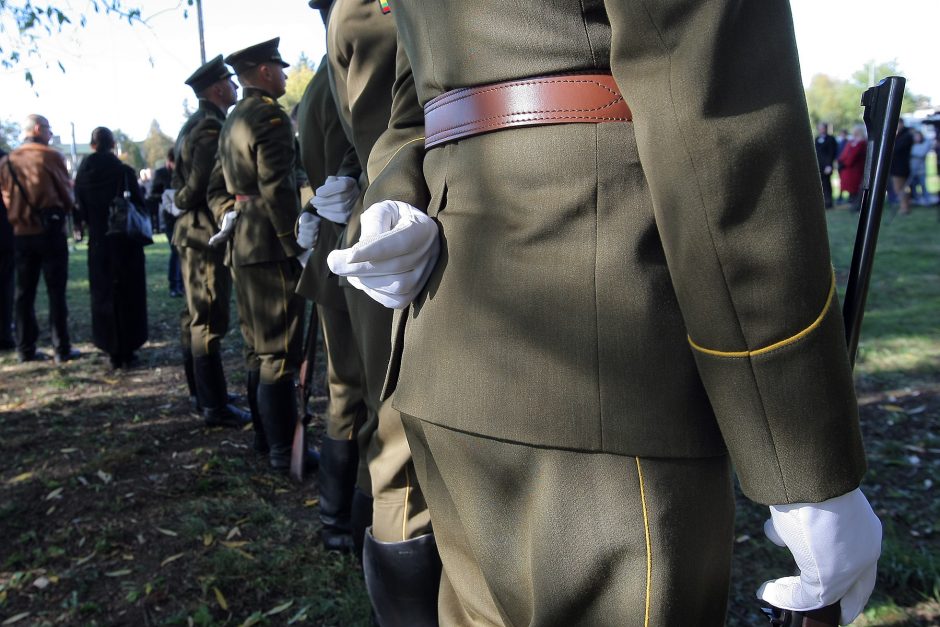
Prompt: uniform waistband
<box><xmin>423</xmin><ymin>72</ymin><xmax>632</xmax><ymax>150</ymax></box>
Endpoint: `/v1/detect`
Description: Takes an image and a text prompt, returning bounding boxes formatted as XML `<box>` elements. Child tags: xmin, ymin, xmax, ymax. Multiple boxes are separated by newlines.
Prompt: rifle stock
<box><xmin>290</xmin><ymin>302</ymin><xmax>320</xmax><ymax>482</ymax></box>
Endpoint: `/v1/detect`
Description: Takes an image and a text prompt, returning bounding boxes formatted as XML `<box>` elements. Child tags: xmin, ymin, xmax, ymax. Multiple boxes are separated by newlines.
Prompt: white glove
<box><xmin>208</xmin><ymin>211</ymin><xmax>237</xmax><ymax>247</ymax></box>
<box><xmin>327</xmin><ymin>200</ymin><xmax>439</xmax><ymax>309</ymax></box>
<box><xmin>296</xmin><ymin>211</ymin><xmax>321</xmax><ymax>250</ymax></box>
<box><xmin>296</xmin><ymin>249</ymin><xmax>312</xmax><ymax>268</ymax></box>
<box><xmin>757</xmin><ymin>488</ymin><xmax>882</xmax><ymax>625</ymax></box>
<box><xmin>161</xmin><ymin>189</ymin><xmax>183</xmax><ymax>217</ymax></box>
<box><xmin>312</xmin><ymin>175</ymin><xmax>359</xmax><ymax>224</ymax></box>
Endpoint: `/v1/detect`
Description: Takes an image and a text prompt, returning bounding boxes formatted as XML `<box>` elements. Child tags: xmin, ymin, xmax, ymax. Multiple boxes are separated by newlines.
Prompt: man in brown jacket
<box><xmin>0</xmin><ymin>115</ymin><xmax>78</xmax><ymax>364</ymax></box>
<box><xmin>329</xmin><ymin>2</ymin><xmax>882</xmax><ymax>625</ymax></box>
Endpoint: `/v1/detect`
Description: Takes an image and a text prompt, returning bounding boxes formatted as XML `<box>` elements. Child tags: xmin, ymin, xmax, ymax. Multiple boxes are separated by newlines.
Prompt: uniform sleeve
<box><xmin>207</xmin><ymin>154</ymin><xmax>232</xmax><ymax>225</ymax></box>
<box><xmin>174</xmin><ymin>119</ymin><xmax>221</xmax><ymax>211</ymax></box>
<box><xmin>254</xmin><ymin>107</ymin><xmax>303</xmax><ymax>257</ymax></box>
<box><xmin>363</xmin><ymin>38</ymin><xmax>429</xmax><ymax>210</ymax></box>
<box><xmin>605</xmin><ymin>0</ymin><xmax>865</xmax><ymax>505</ymax></box>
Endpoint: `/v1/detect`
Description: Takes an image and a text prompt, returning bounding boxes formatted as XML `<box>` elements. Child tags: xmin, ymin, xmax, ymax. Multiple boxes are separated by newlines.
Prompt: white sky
<box><xmin>1</xmin><ymin>0</ymin><xmax>938</xmax><ymax>144</ymax></box>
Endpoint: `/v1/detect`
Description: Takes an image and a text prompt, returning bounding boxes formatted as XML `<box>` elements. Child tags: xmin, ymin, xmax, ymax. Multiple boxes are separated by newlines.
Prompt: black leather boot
<box><xmin>183</xmin><ymin>350</ymin><xmax>199</xmax><ymax>413</ymax></box>
<box><xmin>350</xmin><ymin>489</ymin><xmax>374</xmax><ymax>562</ymax></box>
<box><xmin>194</xmin><ymin>354</ymin><xmax>252</xmax><ymax>428</ymax></box>
<box><xmin>257</xmin><ymin>379</ymin><xmax>319</xmax><ymax>473</ymax></box>
<box><xmin>362</xmin><ymin>528</ymin><xmax>442</xmax><ymax>627</ymax></box>
<box><xmin>318</xmin><ymin>437</ymin><xmax>359</xmax><ymax>552</ymax></box>
<box><xmin>247</xmin><ymin>369</ymin><xmax>267</xmax><ymax>454</ymax></box>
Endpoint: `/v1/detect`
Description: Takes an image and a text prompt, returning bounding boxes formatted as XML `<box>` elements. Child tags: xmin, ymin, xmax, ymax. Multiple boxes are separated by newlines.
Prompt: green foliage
<box><xmin>0</xmin><ymin>1</ymin><xmax>143</xmax><ymax>86</ymax></box>
<box><xmin>279</xmin><ymin>53</ymin><xmax>317</xmax><ymax>116</ymax></box>
<box><xmin>0</xmin><ymin>117</ymin><xmax>20</xmax><ymax>151</ymax></box>
<box><xmin>805</xmin><ymin>60</ymin><xmax>932</xmax><ymax>133</ymax></box>
<box><xmin>112</xmin><ymin>127</ymin><xmax>144</xmax><ymax>171</ymax></box>
<box><xmin>142</xmin><ymin>119</ymin><xmax>175</xmax><ymax>168</ymax></box>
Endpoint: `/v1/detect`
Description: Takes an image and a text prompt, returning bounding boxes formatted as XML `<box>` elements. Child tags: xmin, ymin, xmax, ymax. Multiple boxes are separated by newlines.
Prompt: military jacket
<box><xmin>326</xmin><ymin>0</ymin><xmax>397</xmax><ymax>246</ymax></box>
<box><xmin>295</xmin><ymin>59</ymin><xmax>356</xmax><ymax>310</ymax></box>
<box><xmin>172</xmin><ymin>100</ymin><xmax>226</xmax><ymax>250</ymax></box>
<box><xmin>364</xmin><ymin>0</ymin><xmax>867</xmax><ymax>506</ymax></box>
<box><xmin>217</xmin><ymin>86</ymin><xmax>303</xmax><ymax>266</ymax></box>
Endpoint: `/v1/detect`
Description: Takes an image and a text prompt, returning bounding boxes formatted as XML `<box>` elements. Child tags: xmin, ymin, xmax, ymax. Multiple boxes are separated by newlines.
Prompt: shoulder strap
<box><xmin>5</xmin><ymin>158</ymin><xmax>38</xmax><ymax>212</ymax></box>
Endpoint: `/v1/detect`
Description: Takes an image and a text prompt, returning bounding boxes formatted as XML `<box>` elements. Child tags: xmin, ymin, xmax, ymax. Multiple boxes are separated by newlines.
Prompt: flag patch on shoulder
<box><xmin>379</xmin><ymin>0</ymin><xmax>390</xmax><ymax>14</ymax></box>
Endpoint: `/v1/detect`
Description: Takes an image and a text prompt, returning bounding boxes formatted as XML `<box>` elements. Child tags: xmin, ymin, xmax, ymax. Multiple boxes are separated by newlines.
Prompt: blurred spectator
<box><xmin>150</xmin><ymin>149</ymin><xmax>183</xmax><ymax>297</ymax></box>
<box><xmin>0</xmin><ymin>148</ymin><xmax>14</xmax><ymax>350</ymax></box>
<box><xmin>0</xmin><ymin>115</ymin><xmax>78</xmax><ymax>364</ymax></box>
<box><xmin>74</xmin><ymin>127</ymin><xmax>149</xmax><ymax>369</ymax></box>
<box><xmin>835</xmin><ymin>129</ymin><xmax>850</xmax><ymax>203</ymax></box>
<box><xmin>837</xmin><ymin>125</ymin><xmax>867</xmax><ymax>212</ymax></box>
<box><xmin>891</xmin><ymin>120</ymin><xmax>914</xmax><ymax>215</ymax></box>
<box><xmin>908</xmin><ymin>130</ymin><xmax>932</xmax><ymax>205</ymax></box>
<box><xmin>815</xmin><ymin>122</ymin><xmax>838</xmax><ymax>208</ymax></box>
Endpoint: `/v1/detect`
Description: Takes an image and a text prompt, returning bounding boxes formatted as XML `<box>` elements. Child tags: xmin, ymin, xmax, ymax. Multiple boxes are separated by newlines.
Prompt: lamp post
<box><xmin>196</xmin><ymin>0</ymin><xmax>206</xmax><ymax>64</ymax></box>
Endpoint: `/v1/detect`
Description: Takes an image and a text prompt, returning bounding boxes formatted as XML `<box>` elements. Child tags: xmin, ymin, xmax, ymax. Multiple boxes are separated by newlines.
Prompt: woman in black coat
<box><xmin>74</xmin><ymin>127</ymin><xmax>148</xmax><ymax>368</ymax></box>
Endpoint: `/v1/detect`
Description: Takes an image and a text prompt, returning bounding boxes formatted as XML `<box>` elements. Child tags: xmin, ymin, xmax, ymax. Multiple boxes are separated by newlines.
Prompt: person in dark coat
<box><xmin>0</xmin><ymin>148</ymin><xmax>14</xmax><ymax>350</ymax></box>
<box><xmin>891</xmin><ymin>120</ymin><xmax>914</xmax><ymax>215</ymax></box>
<box><xmin>815</xmin><ymin>122</ymin><xmax>838</xmax><ymax>208</ymax></box>
<box><xmin>150</xmin><ymin>149</ymin><xmax>183</xmax><ymax>296</ymax></box>
<box><xmin>74</xmin><ymin>127</ymin><xmax>148</xmax><ymax>368</ymax></box>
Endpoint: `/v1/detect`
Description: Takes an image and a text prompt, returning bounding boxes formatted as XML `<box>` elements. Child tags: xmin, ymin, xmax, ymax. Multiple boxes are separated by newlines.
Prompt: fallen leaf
<box><xmin>96</xmin><ymin>470</ymin><xmax>113</xmax><ymax>484</ymax></box>
<box><xmin>303</xmin><ymin>499</ymin><xmax>318</xmax><ymax>507</ymax></box>
<box><xmin>735</xmin><ymin>534</ymin><xmax>751</xmax><ymax>543</ymax></box>
<box><xmin>48</xmin><ymin>575</ymin><xmax>59</xmax><ymax>584</ymax></box>
<box><xmin>239</xmin><ymin>613</ymin><xmax>263</xmax><ymax>627</ymax></box>
<box><xmin>122</xmin><ymin>554</ymin><xmax>134</xmax><ymax>561</ymax></box>
<box><xmin>2</xmin><ymin>612</ymin><xmax>31</xmax><ymax>625</ymax></box>
<box><xmin>155</xmin><ymin>527</ymin><xmax>178</xmax><ymax>537</ymax></box>
<box><xmin>907</xmin><ymin>404</ymin><xmax>928</xmax><ymax>415</ymax></box>
<box><xmin>214</xmin><ymin>586</ymin><xmax>229</xmax><ymax>611</ymax></box>
<box><xmin>45</xmin><ymin>487</ymin><xmax>64</xmax><ymax>500</ymax></box>
<box><xmin>75</xmin><ymin>552</ymin><xmax>96</xmax><ymax>565</ymax></box>
<box><xmin>32</xmin><ymin>576</ymin><xmax>50</xmax><ymax>589</ymax></box>
<box><xmin>226</xmin><ymin>526</ymin><xmax>241</xmax><ymax>540</ymax></box>
<box><xmin>232</xmin><ymin>548</ymin><xmax>255</xmax><ymax>561</ymax></box>
<box><xmin>221</xmin><ymin>541</ymin><xmax>249</xmax><ymax>549</ymax></box>
<box><xmin>274</xmin><ymin>488</ymin><xmax>289</xmax><ymax>495</ymax></box>
<box><xmin>77</xmin><ymin>476</ymin><xmax>89</xmax><ymax>486</ymax></box>
<box><xmin>160</xmin><ymin>553</ymin><xmax>184</xmax><ymax>567</ymax></box>
<box><xmin>266</xmin><ymin>600</ymin><xmax>294</xmax><ymax>616</ymax></box>
<box><xmin>60</xmin><ymin>448</ymin><xmax>79</xmax><ymax>454</ymax></box>
<box><xmin>7</xmin><ymin>472</ymin><xmax>34</xmax><ymax>485</ymax></box>
<box><xmin>882</xmin><ymin>404</ymin><xmax>905</xmax><ymax>413</ymax></box>
<box><xmin>105</xmin><ymin>569</ymin><xmax>132</xmax><ymax>577</ymax></box>
<box><xmin>203</xmin><ymin>533</ymin><xmax>214</xmax><ymax>547</ymax></box>
<box><xmin>45</xmin><ymin>505</ymin><xmax>56</xmax><ymax>516</ymax></box>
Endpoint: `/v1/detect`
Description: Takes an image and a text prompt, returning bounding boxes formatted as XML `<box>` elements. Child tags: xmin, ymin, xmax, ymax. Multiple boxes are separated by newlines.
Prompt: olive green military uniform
<box><xmin>296</xmin><ymin>56</ymin><xmax>369</xmax><ymax>551</ymax></box>
<box><xmin>363</xmin><ymin>1</ymin><xmax>868</xmax><ymax>624</ymax></box>
<box><xmin>327</xmin><ymin>0</ymin><xmax>431</xmax><ymax>545</ymax></box>
<box><xmin>172</xmin><ymin>100</ymin><xmax>232</xmax><ymax>359</ymax></box>
<box><xmin>217</xmin><ymin>85</ymin><xmax>305</xmax><ymax>385</ymax></box>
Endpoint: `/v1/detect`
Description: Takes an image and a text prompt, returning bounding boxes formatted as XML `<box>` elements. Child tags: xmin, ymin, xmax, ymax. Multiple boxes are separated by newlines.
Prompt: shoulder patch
<box><xmin>261</xmin><ymin>96</ymin><xmax>275</xmax><ymax>105</ymax></box>
<box><xmin>270</xmin><ymin>118</ymin><xmax>283</xmax><ymax>125</ymax></box>
<box><xmin>379</xmin><ymin>0</ymin><xmax>391</xmax><ymax>14</ymax></box>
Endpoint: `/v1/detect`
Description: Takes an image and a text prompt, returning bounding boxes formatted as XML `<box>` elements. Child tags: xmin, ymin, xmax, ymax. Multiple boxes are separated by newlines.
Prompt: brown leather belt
<box><xmin>235</xmin><ymin>194</ymin><xmax>259</xmax><ymax>202</ymax></box>
<box><xmin>423</xmin><ymin>72</ymin><xmax>632</xmax><ymax>150</ymax></box>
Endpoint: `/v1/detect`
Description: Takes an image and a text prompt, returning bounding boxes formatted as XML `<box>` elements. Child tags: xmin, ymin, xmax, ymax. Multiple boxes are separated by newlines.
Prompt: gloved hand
<box><xmin>757</xmin><ymin>488</ymin><xmax>882</xmax><ymax>625</ymax></box>
<box><xmin>312</xmin><ymin>175</ymin><xmax>359</xmax><ymax>224</ymax></box>
<box><xmin>296</xmin><ymin>249</ymin><xmax>312</xmax><ymax>268</ymax></box>
<box><xmin>296</xmin><ymin>211</ymin><xmax>321</xmax><ymax>250</ymax></box>
<box><xmin>327</xmin><ymin>200</ymin><xmax>439</xmax><ymax>309</ymax></box>
<box><xmin>208</xmin><ymin>211</ymin><xmax>237</xmax><ymax>247</ymax></box>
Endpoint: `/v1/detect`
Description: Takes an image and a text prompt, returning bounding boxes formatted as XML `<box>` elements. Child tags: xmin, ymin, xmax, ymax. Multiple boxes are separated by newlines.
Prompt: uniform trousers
<box><xmin>13</xmin><ymin>231</ymin><xmax>71</xmax><ymax>357</ymax></box>
<box><xmin>231</xmin><ymin>259</ymin><xmax>304</xmax><ymax>384</ymax></box>
<box><xmin>345</xmin><ymin>285</ymin><xmax>431</xmax><ymax>542</ymax></box>
<box><xmin>179</xmin><ymin>245</ymin><xmax>231</xmax><ymax>357</ymax></box>
<box><xmin>402</xmin><ymin>415</ymin><xmax>735</xmax><ymax>627</ymax></box>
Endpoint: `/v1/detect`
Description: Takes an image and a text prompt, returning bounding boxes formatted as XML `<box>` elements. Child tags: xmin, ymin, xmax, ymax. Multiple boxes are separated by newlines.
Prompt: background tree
<box><xmin>113</xmin><ymin>128</ymin><xmax>144</xmax><ymax>172</ymax></box>
<box><xmin>805</xmin><ymin>60</ymin><xmax>932</xmax><ymax>133</ymax></box>
<box><xmin>279</xmin><ymin>53</ymin><xmax>317</xmax><ymax>114</ymax></box>
<box><xmin>0</xmin><ymin>118</ymin><xmax>20</xmax><ymax>151</ymax></box>
<box><xmin>142</xmin><ymin>119</ymin><xmax>174</xmax><ymax>168</ymax></box>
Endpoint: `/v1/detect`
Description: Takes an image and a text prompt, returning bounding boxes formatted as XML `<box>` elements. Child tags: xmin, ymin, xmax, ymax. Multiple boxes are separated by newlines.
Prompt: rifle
<box><xmin>290</xmin><ymin>301</ymin><xmax>320</xmax><ymax>482</ymax></box>
<box><xmin>760</xmin><ymin>76</ymin><xmax>906</xmax><ymax>627</ymax></box>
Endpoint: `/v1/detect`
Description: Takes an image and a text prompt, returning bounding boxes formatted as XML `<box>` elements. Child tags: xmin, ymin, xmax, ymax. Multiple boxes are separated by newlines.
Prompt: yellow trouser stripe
<box><xmin>401</xmin><ymin>467</ymin><xmax>412</xmax><ymax>542</ymax></box>
<box><xmin>636</xmin><ymin>458</ymin><xmax>651</xmax><ymax>627</ymax></box>
<box><xmin>688</xmin><ymin>270</ymin><xmax>836</xmax><ymax>358</ymax></box>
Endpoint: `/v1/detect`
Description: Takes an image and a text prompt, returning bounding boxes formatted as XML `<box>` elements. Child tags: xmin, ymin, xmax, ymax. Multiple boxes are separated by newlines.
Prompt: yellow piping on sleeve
<box><xmin>636</xmin><ymin>458</ymin><xmax>651</xmax><ymax>627</ymax></box>
<box><xmin>374</xmin><ymin>136</ymin><xmax>425</xmax><ymax>177</ymax></box>
<box><xmin>401</xmin><ymin>468</ymin><xmax>412</xmax><ymax>542</ymax></box>
<box><xmin>688</xmin><ymin>271</ymin><xmax>836</xmax><ymax>358</ymax></box>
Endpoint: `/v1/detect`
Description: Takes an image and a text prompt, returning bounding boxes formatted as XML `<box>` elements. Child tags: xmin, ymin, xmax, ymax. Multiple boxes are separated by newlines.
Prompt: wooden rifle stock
<box><xmin>290</xmin><ymin>302</ymin><xmax>320</xmax><ymax>482</ymax></box>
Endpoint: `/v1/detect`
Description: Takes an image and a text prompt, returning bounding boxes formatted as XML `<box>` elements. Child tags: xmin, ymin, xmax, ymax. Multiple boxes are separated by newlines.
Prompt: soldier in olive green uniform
<box><xmin>330</xmin><ymin>1</ymin><xmax>882</xmax><ymax>625</ymax></box>
<box><xmin>172</xmin><ymin>55</ymin><xmax>250</xmax><ymax>428</ymax></box>
<box><xmin>322</xmin><ymin>0</ymin><xmax>438</xmax><ymax>620</ymax></box>
<box><xmin>212</xmin><ymin>39</ymin><xmax>315</xmax><ymax>472</ymax></box>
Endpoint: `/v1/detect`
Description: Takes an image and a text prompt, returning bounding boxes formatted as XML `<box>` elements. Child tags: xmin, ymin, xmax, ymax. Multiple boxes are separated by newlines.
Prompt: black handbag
<box><xmin>107</xmin><ymin>169</ymin><xmax>153</xmax><ymax>245</ymax></box>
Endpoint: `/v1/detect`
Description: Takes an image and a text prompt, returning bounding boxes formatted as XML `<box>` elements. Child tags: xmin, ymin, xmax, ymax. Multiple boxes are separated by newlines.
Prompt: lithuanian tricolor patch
<box><xmin>379</xmin><ymin>0</ymin><xmax>391</xmax><ymax>14</ymax></box>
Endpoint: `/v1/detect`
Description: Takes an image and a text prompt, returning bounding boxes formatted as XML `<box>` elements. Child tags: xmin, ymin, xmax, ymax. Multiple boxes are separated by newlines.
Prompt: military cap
<box><xmin>184</xmin><ymin>55</ymin><xmax>233</xmax><ymax>93</ymax></box>
<box><xmin>225</xmin><ymin>38</ymin><xmax>290</xmax><ymax>75</ymax></box>
<box><xmin>308</xmin><ymin>0</ymin><xmax>332</xmax><ymax>8</ymax></box>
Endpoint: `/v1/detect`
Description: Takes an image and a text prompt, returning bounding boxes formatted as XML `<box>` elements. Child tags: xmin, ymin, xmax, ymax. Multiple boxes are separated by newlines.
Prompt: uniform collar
<box><xmin>243</xmin><ymin>86</ymin><xmax>274</xmax><ymax>100</ymax></box>
<box><xmin>197</xmin><ymin>99</ymin><xmax>226</xmax><ymax>119</ymax></box>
